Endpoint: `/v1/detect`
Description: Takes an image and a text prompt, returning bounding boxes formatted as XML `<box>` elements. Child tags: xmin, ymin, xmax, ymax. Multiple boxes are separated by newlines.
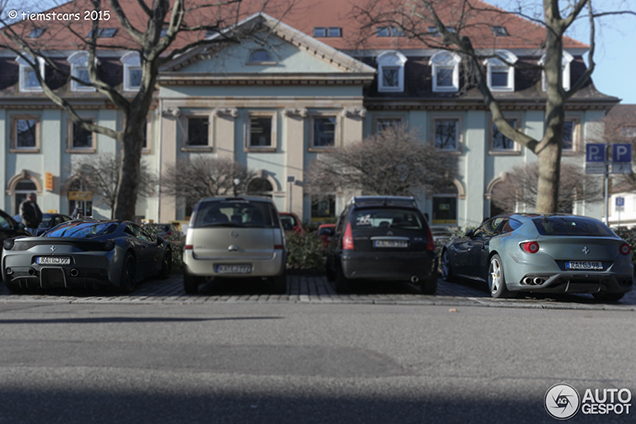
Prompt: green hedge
<box><xmin>285</xmin><ymin>231</ymin><xmax>325</xmax><ymax>271</ymax></box>
<box><xmin>612</xmin><ymin>227</ymin><xmax>636</xmax><ymax>264</ymax></box>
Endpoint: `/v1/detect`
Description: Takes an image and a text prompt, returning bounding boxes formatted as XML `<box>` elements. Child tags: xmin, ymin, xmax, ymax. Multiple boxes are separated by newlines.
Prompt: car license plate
<box><xmin>566</xmin><ymin>261</ymin><xmax>602</xmax><ymax>270</ymax></box>
<box><xmin>216</xmin><ymin>264</ymin><xmax>252</xmax><ymax>274</ymax></box>
<box><xmin>37</xmin><ymin>257</ymin><xmax>71</xmax><ymax>265</ymax></box>
<box><xmin>374</xmin><ymin>240</ymin><xmax>408</xmax><ymax>248</ymax></box>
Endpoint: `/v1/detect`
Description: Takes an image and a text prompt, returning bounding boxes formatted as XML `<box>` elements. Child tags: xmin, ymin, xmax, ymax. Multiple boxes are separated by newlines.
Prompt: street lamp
<box><xmin>233</xmin><ymin>178</ymin><xmax>240</xmax><ymax>197</ymax></box>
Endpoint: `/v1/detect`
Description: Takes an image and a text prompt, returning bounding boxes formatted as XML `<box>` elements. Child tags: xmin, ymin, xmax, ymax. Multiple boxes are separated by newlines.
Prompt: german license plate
<box><xmin>216</xmin><ymin>264</ymin><xmax>252</xmax><ymax>274</ymax></box>
<box><xmin>374</xmin><ymin>240</ymin><xmax>408</xmax><ymax>248</ymax></box>
<box><xmin>37</xmin><ymin>256</ymin><xmax>71</xmax><ymax>265</ymax></box>
<box><xmin>566</xmin><ymin>261</ymin><xmax>602</xmax><ymax>270</ymax></box>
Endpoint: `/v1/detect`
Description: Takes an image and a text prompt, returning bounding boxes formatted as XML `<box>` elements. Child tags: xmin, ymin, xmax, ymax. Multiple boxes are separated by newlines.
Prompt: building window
<box><xmin>248</xmin><ymin>115</ymin><xmax>274</xmax><ymax>148</ymax></box>
<box><xmin>247</xmin><ymin>178</ymin><xmax>274</xmax><ymax>196</ymax></box>
<box><xmin>433</xmin><ymin>118</ymin><xmax>460</xmax><ymax>151</ymax></box>
<box><xmin>621</xmin><ymin>126</ymin><xmax>636</xmax><ymax>138</ymax></box>
<box><xmin>377</xmin><ymin>51</ymin><xmax>407</xmax><ymax>93</ymax></box>
<box><xmin>87</xmin><ymin>28</ymin><xmax>117</xmax><ymax>38</ymax></box>
<box><xmin>540</xmin><ymin>51</ymin><xmax>574</xmax><ymax>92</ymax></box>
<box><xmin>185</xmin><ymin>116</ymin><xmax>209</xmax><ymax>148</ymax></box>
<box><xmin>376</xmin><ymin>26</ymin><xmax>404</xmax><ymax>37</ymax></box>
<box><xmin>68</xmin><ymin>119</ymin><xmax>95</xmax><ymax>152</ymax></box>
<box><xmin>67</xmin><ymin>51</ymin><xmax>96</xmax><ymax>92</ymax></box>
<box><xmin>120</xmin><ymin>52</ymin><xmax>141</xmax><ymax>91</ymax></box>
<box><xmin>28</xmin><ymin>28</ymin><xmax>45</xmax><ymax>38</ymax></box>
<box><xmin>328</xmin><ymin>27</ymin><xmax>342</xmax><ymax>37</ymax></box>
<box><xmin>248</xmin><ymin>49</ymin><xmax>274</xmax><ymax>64</ymax></box>
<box><xmin>432</xmin><ymin>196</ymin><xmax>458</xmax><ymax>225</ymax></box>
<box><xmin>430</xmin><ymin>51</ymin><xmax>461</xmax><ymax>92</ymax></box>
<box><xmin>311</xmin><ymin>116</ymin><xmax>337</xmax><ymax>148</ymax></box>
<box><xmin>16</xmin><ymin>55</ymin><xmax>45</xmax><ymax>92</ymax></box>
<box><xmin>427</xmin><ymin>26</ymin><xmax>455</xmax><ymax>36</ymax></box>
<box><xmin>484</xmin><ymin>50</ymin><xmax>517</xmax><ymax>92</ymax></box>
<box><xmin>491</xmin><ymin>26</ymin><xmax>509</xmax><ymax>36</ymax></box>
<box><xmin>11</xmin><ymin>116</ymin><xmax>40</xmax><ymax>152</ymax></box>
<box><xmin>313</xmin><ymin>27</ymin><xmax>326</xmax><ymax>37</ymax></box>
<box><xmin>490</xmin><ymin>117</ymin><xmax>521</xmax><ymax>153</ymax></box>
<box><xmin>375</xmin><ymin>117</ymin><xmax>404</xmax><ymax>133</ymax></box>
<box><xmin>562</xmin><ymin>118</ymin><xmax>580</xmax><ymax>153</ymax></box>
<box><xmin>311</xmin><ymin>195</ymin><xmax>336</xmax><ymax>222</ymax></box>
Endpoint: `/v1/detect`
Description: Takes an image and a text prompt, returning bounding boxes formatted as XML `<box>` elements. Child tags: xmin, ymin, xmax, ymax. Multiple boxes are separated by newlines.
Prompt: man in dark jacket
<box><xmin>20</xmin><ymin>192</ymin><xmax>42</xmax><ymax>236</ymax></box>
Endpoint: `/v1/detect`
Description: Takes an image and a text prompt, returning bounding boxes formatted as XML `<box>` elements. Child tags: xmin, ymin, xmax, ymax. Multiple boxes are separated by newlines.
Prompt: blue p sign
<box><xmin>613</xmin><ymin>144</ymin><xmax>632</xmax><ymax>163</ymax></box>
<box><xmin>586</xmin><ymin>144</ymin><xmax>605</xmax><ymax>162</ymax></box>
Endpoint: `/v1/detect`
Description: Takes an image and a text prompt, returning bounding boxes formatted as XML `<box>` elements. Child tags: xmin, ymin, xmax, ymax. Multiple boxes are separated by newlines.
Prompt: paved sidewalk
<box><xmin>1</xmin><ymin>271</ymin><xmax>634</xmax><ymax>311</ymax></box>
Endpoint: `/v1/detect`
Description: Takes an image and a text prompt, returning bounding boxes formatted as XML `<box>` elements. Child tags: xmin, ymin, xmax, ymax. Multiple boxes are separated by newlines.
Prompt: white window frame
<box><xmin>377</xmin><ymin>51</ymin><xmax>407</xmax><ymax>93</ymax></box>
<box><xmin>539</xmin><ymin>50</ymin><xmax>574</xmax><ymax>92</ymax></box>
<box><xmin>67</xmin><ymin>51</ymin><xmax>97</xmax><ymax>92</ymax></box>
<box><xmin>309</xmin><ymin>113</ymin><xmax>338</xmax><ymax>151</ymax></box>
<box><xmin>484</xmin><ymin>50</ymin><xmax>517</xmax><ymax>92</ymax></box>
<box><xmin>120</xmin><ymin>51</ymin><xmax>142</xmax><ymax>92</ymax></box>
<box><xmin>181</xmin><ymin>114</ymin><xmax>212</xmax><ymax>151</ymax></box>
<box><xmin>562</xmin><ymin>116</ymin><xmax>581</xmax><ymax>155</ymax></box>
<box><xmin>429</xmin><ymin>51</ymin><xmax>461</xmax><ymax>92</ymax></box>
<box><xmin>245</xmin><ymin>111</ymin><xmax>277</xmax><ymax>152</ymax></box>
<box><xmin>16</xmin><ymin>55</ymin><xmax>45</xmax><ymax>92</ymax></box>
<box><xmin>432</xmin><ymin>116</ymin><xmax>463</xmax><ymax>153</ymax></box>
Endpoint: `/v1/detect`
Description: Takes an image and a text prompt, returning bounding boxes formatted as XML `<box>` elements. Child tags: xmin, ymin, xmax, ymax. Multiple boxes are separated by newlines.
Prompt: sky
<box><xmin>3</xmin><ymin>0</ymin><xmax>636</xmax><ymax>103</ymax></box>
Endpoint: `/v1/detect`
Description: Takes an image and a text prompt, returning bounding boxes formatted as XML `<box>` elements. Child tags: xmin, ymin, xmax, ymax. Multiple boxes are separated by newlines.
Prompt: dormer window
<box><xmin>248</xmin><ymin>49</ymin><xmax>274</xmax><ymax>64</ymax></box>
<box><xmin>429</xmin><ymin>51</ymin><xmax>461</xmax><ymax>92</ymax></box>
<box><xmin>28</xmin><ymin>28</ymin><xmax>45</xmax><ymax>38</ymax></box>
<box><xmin>491</xmin><ymin>26</ymin><xmax>509</xmax><ymax>36</ymax></box>
<box><xmin>377</xmin><ymin>51</ymin><xmax>407</xmax><ymax>93</ymax></box>
<box><xmin>120</xmin><ymin>51</ymin><xmax>141</xmax><ymax>91</ymax></box>
<box><xmin>427</xmin><ymin>26</ymin><xmax>455</xmax><ymax>36</ymax></box>
<box><xmin>313</xmin><ymin>27</ymin><xmax>342</xmax><ymax>37</ymax></box>
<box><xmin>16</xmin><ymin>55</ymin><xmax>44</xmax><ymax>92</ymax></box>
<box><xmin>87</xmin><ymin>28</ymin><xmax>117</xmax><ymax>38</ymax></box>
<box><xmin>67</xmin><ymin>51</ymin><xmax>97</xmax><ymax>92</ymax></box>
<box><xmin>376</xmin><ymin>27</ymin><xmax>404</xmax><ymax>37</ymax></box>
<box><xmin>484</xmin><ymin>50</ymin><xmax>517</xmax><ymax>92</ymax></box>
<box><xmin>539</xmin><ymin>51</ymin><xmax>574</xmax><ymax>91</ymax></box>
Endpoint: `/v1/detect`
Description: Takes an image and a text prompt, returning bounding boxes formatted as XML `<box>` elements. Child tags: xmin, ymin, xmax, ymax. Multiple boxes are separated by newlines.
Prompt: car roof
<box><xmin>198</xmin><ymin>196</ymin><xmax>275</xmax><ymax>204</ymax></box>
<box><xmin>347</xmin><ymin>196</ymin><xmax>419</xmax><ymax>208</ymax></box>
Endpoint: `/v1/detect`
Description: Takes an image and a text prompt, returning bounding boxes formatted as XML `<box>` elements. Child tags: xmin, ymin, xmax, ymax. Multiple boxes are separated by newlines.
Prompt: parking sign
<box><xmin>585</xmin><ymin>144</ymin><xmax>605</xmax><ymax>162</ymax></box>
<box><xmin>613</xmin><ymin>144</ymin><xmax>632</xmax><ymax>163</ymax></box>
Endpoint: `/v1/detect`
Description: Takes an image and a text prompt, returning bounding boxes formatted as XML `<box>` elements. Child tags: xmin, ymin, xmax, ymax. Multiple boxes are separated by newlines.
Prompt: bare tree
<box><xmin>0</xmin><ymin>0</ymin><xmax>290</xmax><ymax>220</ymax></box>
<box><xmin>161</xmin><ymin>157</ymin><xmax>257</xmax><ymax>209</ymax></box>
<box><xmin>306</xmin><ymin>126</ymin><xmax>458</xmax><ymax>196</ymax></box>
<box><xmin>491</xmin><ymin>162</ymin><xmax>603</xmax><ymax>213</ymax></box>
<box><xmin>594</xmin><ymin>107</ymin><xmax>636</xmax><ymax>191</ymax></box>
<box><xmin>72</xmin><ymin>153</ymin><xmax>157</xmax><ymax>218</ymax></box>
<box><xmin>353</xmin><ymin>0</ymin><xmax>635</xmax><ymax>213</ymax></box>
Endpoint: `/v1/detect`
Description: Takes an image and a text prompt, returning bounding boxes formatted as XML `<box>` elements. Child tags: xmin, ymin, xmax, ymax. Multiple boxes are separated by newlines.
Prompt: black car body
<box><xmin>2</xmin><ymin>220</ymin><xmax>172</xmax><ymax>293</ymax></box>
<box><xmin>0</xmin><ymin>209</ymin><xmax>31</xmax><ymax>280</ymax></box>
<box><xmin>13</xmin><ymin>213</ymin><xmax>73</xmax><ymax>236</ymax></box>
<box><xmin>325</xmin><ymin>196</ymin><xmax>438</xmax><ymax>294</ymax></box>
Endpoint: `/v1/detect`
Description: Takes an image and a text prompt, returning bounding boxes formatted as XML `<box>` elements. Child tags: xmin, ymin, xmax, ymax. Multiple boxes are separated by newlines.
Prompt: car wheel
<box><xmin>488</xmin><ymin>254</ymin><xmax>514</xmax><ymax>298</ymax></box>
<box><xmin>271</xmin><ymin>272</ymin><xmax>287</xmax><ymax>294</ymax></box>
<box><xmin>421</xmin><ymin>275</ymin><xmax>438</xmax><ymax>295</ymax></box>
<box><xmin>335</xmin><ymin>263</ymin><xmax>351</xmax><ymax>294</ymax></box>
<box><xmin>183</xmin><ymin>273</ymin><xmax>202</xmax><ymax>294</ymax></box>
<box><xmin>440</xmin><ymin>249</ymin><xmax>454</xmax><ymax>282</ymax></box>
<box><xmin>592</xmin><ymin>292</ymin><xmax>624</xmax><ymax>302</ymax></box>
<box><xmin>119</xmin><ymin>252</ymin><xmax>136</xmax><ymax>294</ymax></box>
<box><xmin>159</xmin><ymin>249</ymin><xmax>172</xmax><ymax>279</ymax></box>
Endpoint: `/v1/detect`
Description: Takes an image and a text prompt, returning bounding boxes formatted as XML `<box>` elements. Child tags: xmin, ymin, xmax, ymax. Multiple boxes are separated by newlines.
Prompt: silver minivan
<box><xmin>183</xmin><ymin>197</ymin><xmax>287</xmax><ymax>294</ymax></box>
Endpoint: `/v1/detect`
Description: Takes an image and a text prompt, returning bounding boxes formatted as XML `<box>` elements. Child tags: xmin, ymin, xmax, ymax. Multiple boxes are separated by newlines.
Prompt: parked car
<box><xmin>440</xmin><ymin>214</ymin><xmax>634</xmax><ymax>301</ymax></box>
<box><xmin>183</xmin><ymin>196</ymin><xmax>287</xmax><ymax>294</ymax></box>
<box><xmin>13</xmin><ymin>213</ymin><xmax>73</xmax><ymax>236</ymax></box>
<box><xmin>317</xmin><ymin>223</ymin><xmax>336</xmax><ymax>249</ymax></box>
<box><xmin>430</xmin><ymin>226</ymin><xmax>455</xmax><ymax>246</ymax></box>
<box><xmin>279</xmin><ymin>212</ymin><xmax>304</xmax><ymax>235</ymax></box>
<box><xmin>325</xmin><ymin>196</ymin><xmax>438</xmax><ymax>294</ymax></box>
<box><xmin>1</xmin><ymin>220</ymin><xmax>172</xmax><ymax>293</ymax></box>
<box><xmin>0</xmin><ymin>209</ymin><xmax>31</xmax><ymax>258</ymax></box>
<box><xmin>143</xmin><ymin>222</ymin><xmax>185</xmax><ymax>245</ymax></box>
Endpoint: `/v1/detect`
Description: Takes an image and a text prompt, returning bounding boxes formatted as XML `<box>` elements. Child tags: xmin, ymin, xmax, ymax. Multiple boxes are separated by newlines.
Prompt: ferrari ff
<box><xmin>2</xmin><ymin>220</ymin><xmax>172</xmax><ymax>293</ymax></box>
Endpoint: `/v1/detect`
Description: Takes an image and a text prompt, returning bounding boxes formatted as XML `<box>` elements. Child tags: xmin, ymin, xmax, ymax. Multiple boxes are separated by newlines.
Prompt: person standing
<box><xmin>20</xmin><ymin>192</ymin><xmax>43</xmax><ymax>236</ymax></box>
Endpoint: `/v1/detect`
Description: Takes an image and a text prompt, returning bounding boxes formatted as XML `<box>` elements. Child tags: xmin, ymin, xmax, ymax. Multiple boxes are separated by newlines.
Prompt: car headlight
<box><xmin>102</xmin><ymin>240</ymin><xmax>115</xmax><ymax>251</ymax></box>
<box><xmin>3</xmin><ymin>238</ymin><xmax>14</xmax><ymax>251</ymax></box>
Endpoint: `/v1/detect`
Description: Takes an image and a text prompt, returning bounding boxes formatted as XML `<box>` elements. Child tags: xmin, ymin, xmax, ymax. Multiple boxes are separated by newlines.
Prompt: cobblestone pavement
<box><xmin>1</xmin><ymin>271</ymin><xmax>635</xmax><ymax>311</ymax></box>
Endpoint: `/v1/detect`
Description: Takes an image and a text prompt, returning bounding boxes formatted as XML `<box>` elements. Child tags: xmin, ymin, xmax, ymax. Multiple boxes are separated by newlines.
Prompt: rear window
<box><xmin>532</xmin><ymin>216</ymin><xmax>615</xmax><ymax>237</ymax></box>
<box><xmin>45</xmin><ymin>222</ymin><xmax>118</xmax><ymax>238</ymax></box>
<box><xmin>194</xmin><ymin>200</ymin><xmax>274</xmax><ymax>228</ymax></box>
<box><xmin>350</xmin><ymin>208</ymin><xmax>424</xmax><ymax>230</ymax></box>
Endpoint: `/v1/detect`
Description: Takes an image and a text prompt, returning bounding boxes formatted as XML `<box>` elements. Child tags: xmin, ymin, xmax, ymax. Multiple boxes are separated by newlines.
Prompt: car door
<box><xmin>459</xmin><ymin>218</ymin><xmax>505</xmax><ymax>279</ymax></box>
<box><xmin>128</xmin><ymin>223</ymin><xmax>156</xmax><ymax>278</ymax></box>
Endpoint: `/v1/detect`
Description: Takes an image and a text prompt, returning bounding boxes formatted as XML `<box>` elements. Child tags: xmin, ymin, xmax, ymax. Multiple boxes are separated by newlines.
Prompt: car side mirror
<box><xmin>465</xmin><ymin>229</ymin><xmax>474</xmax><ymax>238</ymax></box>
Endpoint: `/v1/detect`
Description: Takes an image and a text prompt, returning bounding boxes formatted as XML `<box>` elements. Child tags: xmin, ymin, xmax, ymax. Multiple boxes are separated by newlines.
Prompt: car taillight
<box><xmin>425</xmin><ymin>226</ymin><xmax>435</xmax><ymax>251</ymax></box>
<box><xmin>185</xmin><ymin>244</ymin><xmax>193</xmax><ymax>250</ymax></box>
<box><xmin>274</xmin><ymin>244</ymin><xmax>284</xmax><ymax>250</ymax></box>
<box><xmin>620</xmin><ymin>243</ymin><xmax>631</xmax><ymax>255</ymax></box>
<box><xmin>342</xmin><ymin>223</ymin><xmax>354</xmax><ymax>250</ymax></box>
<box><xmin>522</xmin><ymin>241</ymin><xmax>540</xmax><ymax>253</ymax></box>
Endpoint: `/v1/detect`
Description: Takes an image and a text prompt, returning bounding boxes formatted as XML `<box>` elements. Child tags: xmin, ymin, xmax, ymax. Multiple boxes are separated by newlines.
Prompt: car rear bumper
<box><xmin>183</xmin><ymin>250</ymin><xmax>286</xmax><ymax>278</ymax></box>
<box><xmin>340</xmin><ymin>251</ymin><xmax>437</xmax><ymax>281</ymax></box>
<box><xmin>3</xmin><ymin>257</ymin><xmax>118</xmax><ymax>289</ymax></box>
<box><xmin>511</xmin><ymin>272</ymin><xmax>633</xmax><ymax>294</ymax></box>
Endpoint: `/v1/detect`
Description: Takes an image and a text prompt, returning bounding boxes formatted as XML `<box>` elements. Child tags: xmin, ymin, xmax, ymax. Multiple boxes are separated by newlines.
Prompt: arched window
<box><xmin>16</xmin><ymin>55</ymin><xmax>45</xmax><ymax>92</ymax></box>
<box><xmin>483</xmin><ymin>50</ymin><xmax>517</xmax><ymax>92</ymax></box>
<box><xmin>248</xmin><ymin>49</ymin><xmax>273</xmax><ymax>64</ymax></box>
<box><xmin>247</xmin><ymin>177</ymin><xmax>274</xmax><ymax>197</ymax></box>
<box><xmin>377</xmin><ymin>51</ymin><xmax>407</xmax><ymax>93</ymax></box>
<box><xmin>67</xmin><ymin>51</ymin><xmax>97</xmax><ymax>92</ymax></box>
<box><xmin>429</xmin><ymin>51</ymin><xmax>461</xmax><ymax>92</ymax></box>
<box><xmin>120</xmin><ymin>51</ymin><xmax>141</xmax><ymax>91</ymax></box>
<box><xmin>539</xmin><ymin>50</ymin><xmax>574</xmax><ymax>91</ymax></box>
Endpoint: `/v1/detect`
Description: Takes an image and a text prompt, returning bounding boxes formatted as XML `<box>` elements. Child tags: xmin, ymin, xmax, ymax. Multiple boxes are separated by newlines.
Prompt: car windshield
<box><xmin>532</xmin><ymin>216</ymin><xmax>615</xmax><ymax>237</ymax></box>
<box><xmin>350</xmin><ymin>208</ymin><xmax>424</xmax><ymax>230</ymax></box>
<box><xmin>45</xmin><ymin>222</ymin><xmax>118</xmax><ymax>238</ymax></box>
<box><xmin>194</xmin><ymin>201</ymin><xmax>273</xmax><ymax>228</ymax></box>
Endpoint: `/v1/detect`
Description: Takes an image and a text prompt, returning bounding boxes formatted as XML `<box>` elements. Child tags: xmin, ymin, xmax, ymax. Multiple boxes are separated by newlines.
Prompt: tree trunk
<box><xmin>114</xmin><ymin>114</ymin><xmax>145</xmax><ymax>221</ymax></box>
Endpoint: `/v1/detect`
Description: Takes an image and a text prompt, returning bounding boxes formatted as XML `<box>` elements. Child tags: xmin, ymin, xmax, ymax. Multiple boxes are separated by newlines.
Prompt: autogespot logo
<box><xmin>545</xmin><ymin>384</ymin><xmax>581</xmax><ymax>420</ymax></box>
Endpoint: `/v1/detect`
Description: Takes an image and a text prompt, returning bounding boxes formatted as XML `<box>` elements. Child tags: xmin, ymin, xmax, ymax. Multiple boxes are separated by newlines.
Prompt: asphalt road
<box><xmin>0</xmin><ymin>300</ymin><xmax>633</xmax><ymax>424</ymax></box>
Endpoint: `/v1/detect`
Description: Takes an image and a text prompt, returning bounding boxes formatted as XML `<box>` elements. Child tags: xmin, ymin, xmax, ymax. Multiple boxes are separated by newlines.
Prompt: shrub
<box><xmin>143</xmin><ymin>225</ymin><xmax>184</xmax><ymax>269</ymax></box>
<box><xmin>612</xmin><ymin>227</ymin><xmax>636</xmax><ymax>264</ymax></box>
<box><xmin>285</xmin><ymin>231</ymin><xmax>325</xmax><ymax>271</ymax></box>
